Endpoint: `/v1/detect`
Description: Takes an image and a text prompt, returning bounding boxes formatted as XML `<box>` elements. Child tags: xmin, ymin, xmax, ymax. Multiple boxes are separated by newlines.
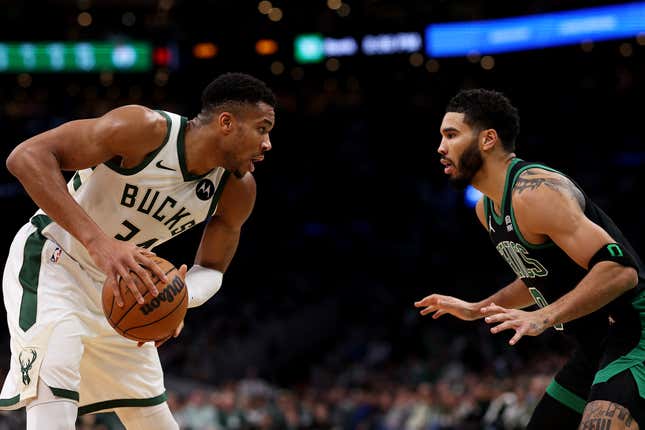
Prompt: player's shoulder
<box><xmin>97</xmin><ymin>105</ymin><xmax>169</xmax><ymax>145</ymax></box>
<box><xmin>512</xmin><ymin>166</ymin><xmax>584</xmax><ymax>210</ymax></box>
<box><xmin>517</xmin><ymin>165</ymin><xmax>564</xmax><ymax>182</ymax></box>
<box><xmin>101</xmin><ymin>105</ymin><xmax>166</xmax><ymax>130</ymax></box>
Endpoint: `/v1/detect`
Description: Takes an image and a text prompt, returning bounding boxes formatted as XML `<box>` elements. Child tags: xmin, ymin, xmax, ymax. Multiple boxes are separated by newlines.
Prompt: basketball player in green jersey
<box><xmin>415</xmin><ymin>89</ymin><xmax>645</xmax><ymax>429</ymax></box>
<box><xmin>0</xmin><ymin>73</ymin><xmax>275</xmax><ymax>429</ymax></box>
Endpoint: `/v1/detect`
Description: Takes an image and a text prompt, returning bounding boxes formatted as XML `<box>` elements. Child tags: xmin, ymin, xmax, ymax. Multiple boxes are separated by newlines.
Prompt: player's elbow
<box><xmin>625</xmin><ymin>267</ymin><xmax>639</xmax><ymax>289</ymax></box>
<box><xmin>7</xmin><ymin>143</ymin><xmax>56</xmax><ymax>180</ymax></box>
<box><xmin>616</xmin><ymin>266</ymin><xmax>639</xmax><ymax>291</ymax></box>
<box><xmin>6</xmin><ymin>145</ymin><xmax>28</xmax><ymax>178</ymax></box>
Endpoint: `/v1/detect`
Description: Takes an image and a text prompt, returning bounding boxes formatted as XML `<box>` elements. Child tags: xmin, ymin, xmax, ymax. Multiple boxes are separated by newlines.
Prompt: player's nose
<box><xmin>437</xmin><ymin>139</ymin><xmax>447</xmax><ymax>155</ymax></box>
<box><xmin>262</xmin><ymin>136</ymin><xmax>272</xmax><ymax>152</ymax></box>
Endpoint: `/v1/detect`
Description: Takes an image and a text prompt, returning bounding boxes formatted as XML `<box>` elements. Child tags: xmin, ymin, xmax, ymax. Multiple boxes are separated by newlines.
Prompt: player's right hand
<box><xmin>414</xmin><ymin>294</ymin><xmax>481</xmax><ymax>321</ymax></box>
<box><xmin>86</xmin><ymin>234</ymin><xmax>169</xmax><ymax>307</ymax></box>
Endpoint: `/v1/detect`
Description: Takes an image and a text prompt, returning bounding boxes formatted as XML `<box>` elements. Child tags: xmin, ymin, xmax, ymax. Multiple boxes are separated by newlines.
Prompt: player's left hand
<box><xmin>481</xmin><ymin>303</ymin><xmax>551</xmax><ymax>345</ymax></box>
<box><xmin>138</xmin><ymin>264</ymin><xmax>188</xmax><ymax>348</ymax></box>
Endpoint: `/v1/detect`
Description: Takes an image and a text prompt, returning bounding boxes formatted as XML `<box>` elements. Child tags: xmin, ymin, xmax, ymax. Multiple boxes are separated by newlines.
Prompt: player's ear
<box><xmin>480</xmin><ymin>129</ymin><xmax>498</xmax><ymax>151</ymax></box>
<box><xmin>218</xmin><ymin>112</ymin><xmax>234</xmax><ymax>134</ymax></box>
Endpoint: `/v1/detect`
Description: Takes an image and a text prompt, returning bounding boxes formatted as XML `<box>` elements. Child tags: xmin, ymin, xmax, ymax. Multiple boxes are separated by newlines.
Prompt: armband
<box><xmin>588</xmin><ymin>243</ymin><xmax>638</xmax><ymax>271</ymax></box>
<box><xmin>185</xmin><ymin>265</ymin><xmax>223</xmax><ymax>308</ymax></box>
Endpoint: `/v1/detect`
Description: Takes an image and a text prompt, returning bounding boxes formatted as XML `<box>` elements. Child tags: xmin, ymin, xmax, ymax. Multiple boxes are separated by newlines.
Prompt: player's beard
<box><xmin>449</xmin><ymin>136</ymin><xmax>483</xmax><ymax>190</ymax></box>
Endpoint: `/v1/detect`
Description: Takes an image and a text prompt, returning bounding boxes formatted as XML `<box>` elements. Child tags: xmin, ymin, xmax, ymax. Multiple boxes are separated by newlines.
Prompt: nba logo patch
<box><xmin>50</xmin><ymin>247</ymin><xmax>62</xmax><ymax>263</ymax></box>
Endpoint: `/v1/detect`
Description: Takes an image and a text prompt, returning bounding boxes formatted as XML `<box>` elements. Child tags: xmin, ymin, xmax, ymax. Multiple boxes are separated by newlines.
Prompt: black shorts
<box><xmin>530</xmin><ymin>342</ymin><xmax>645</xmax><ymax>428</ymax></box>
<box><xmin>527</xmin><ymin>346</ymin><xmax>600</xmax><ymax>429</ymax></box>
<box><xmin>548</xmin><ymin>346</ymin><xmax>600</xmax><ymax>414</ymax></box>
<box><xmin>589</xmin><ymin>369</ymin><xmax>645</xmax><ymax>428</ymax></box>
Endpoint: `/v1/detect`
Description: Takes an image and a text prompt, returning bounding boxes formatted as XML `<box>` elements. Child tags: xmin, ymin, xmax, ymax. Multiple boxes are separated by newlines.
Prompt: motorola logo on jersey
<box><xmin>196</xmin><ymin>179</ymin><xmax>214</xmax><ymax>200</ymax></box>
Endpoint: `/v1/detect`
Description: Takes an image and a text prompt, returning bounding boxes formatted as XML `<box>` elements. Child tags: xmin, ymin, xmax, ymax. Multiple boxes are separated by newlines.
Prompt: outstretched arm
<box><xmin>415</xmin><ymin>277</ymin><xmax>534</xmax><ymax>320</ymax></box>
<box><xmin>415</xmin><ymin>197</ymin><xmax>535</xmax><ymax>320</ymax></box>
<box><xmin>6</xmin><ymin>105</ymin><xmax>170</xmax><ymax>305</ymax></box>
<box><xmin>484</xmin><ymin>169</ymin><xmax>638</xmax><ymax>344</ymax></box>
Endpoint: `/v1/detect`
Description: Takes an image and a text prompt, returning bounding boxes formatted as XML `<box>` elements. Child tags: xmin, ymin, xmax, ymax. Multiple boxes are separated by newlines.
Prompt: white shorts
<box><xmin>0</xmin><ymin>219</ymin><xmax>167</xmax><ymax>414</ymax></box>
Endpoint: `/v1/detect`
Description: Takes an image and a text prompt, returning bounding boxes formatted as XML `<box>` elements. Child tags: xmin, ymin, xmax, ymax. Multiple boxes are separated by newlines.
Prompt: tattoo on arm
<box><xmin>581</xmin><ymin>401</ymin><xmax>635</xmax><ymax>429</ymax></box>
<box><xmin>514</xmin><ymin>169</ymin><xmax>586</xmax><ymax>210</ymax></box>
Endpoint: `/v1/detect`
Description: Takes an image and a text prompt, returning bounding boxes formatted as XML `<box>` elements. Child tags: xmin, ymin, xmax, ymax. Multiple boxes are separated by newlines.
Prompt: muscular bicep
<box><xmin>194</xmin><ymin>173</ymin><xmax>256</xmax><ymax>271</ymax></box>
<box><xmin>552</xmin><ymin>216</ymin><xmax>614</xmax><ymax>269</ymax></box>
<box><xmin>26</xmin><ymin>118</ymin><xmax>114</xmax><ymax>171</ymax></box>
<box><xmin>13</xmin><ymin>105</ymin><xmax>165</xmax><ymax>171</ymax></box>
<box><xmin>514</xmin><ymin>183</ymin><xmax>613</xmax><ymax>269</ymax></box>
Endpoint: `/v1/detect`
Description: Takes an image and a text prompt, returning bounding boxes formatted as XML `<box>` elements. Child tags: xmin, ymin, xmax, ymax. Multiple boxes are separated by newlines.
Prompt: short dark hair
<box><xmin>446</xmin><ymin>89</ymin><xmax>520</xmax><ymax>152</ymax></box>
<box><xmin>201</xmin><ymin>72</ymin><xmax>276</xmax><ymax>114</ymax></box>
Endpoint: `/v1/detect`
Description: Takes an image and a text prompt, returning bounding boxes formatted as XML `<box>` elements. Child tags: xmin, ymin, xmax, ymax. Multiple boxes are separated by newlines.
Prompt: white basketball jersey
<box><xmin>34</xmin><ymin>110</ymin><xmax>230</xmax><ymax>282</ymax></box>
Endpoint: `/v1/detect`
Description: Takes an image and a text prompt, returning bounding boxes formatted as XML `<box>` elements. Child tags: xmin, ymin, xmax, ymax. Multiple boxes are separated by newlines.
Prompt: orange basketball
<box><xmin>102</xmin><ymin>256</ymin><xmax>187</xmax><ymax>342</ymax></box>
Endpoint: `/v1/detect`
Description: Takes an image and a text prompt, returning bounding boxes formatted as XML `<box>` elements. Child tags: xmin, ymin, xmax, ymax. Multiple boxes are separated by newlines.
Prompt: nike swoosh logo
<box><xmin>155</xmin><ymin>160</ymin><xmax>176</xmax><ymax>171</ymax></box>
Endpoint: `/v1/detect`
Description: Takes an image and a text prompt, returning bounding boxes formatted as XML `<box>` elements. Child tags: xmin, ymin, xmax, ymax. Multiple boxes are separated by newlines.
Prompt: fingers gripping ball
<box><xmin>102</xmin><ymin>256</ymin><xmax>187</xmax><ymax>342</ymax></box>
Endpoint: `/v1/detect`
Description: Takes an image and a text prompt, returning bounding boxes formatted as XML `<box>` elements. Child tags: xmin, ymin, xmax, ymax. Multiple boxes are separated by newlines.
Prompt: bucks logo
<box><xmin>19</xmin><ymin>348</ymin><xmax>37</xmax><ymax>386</ymax></box>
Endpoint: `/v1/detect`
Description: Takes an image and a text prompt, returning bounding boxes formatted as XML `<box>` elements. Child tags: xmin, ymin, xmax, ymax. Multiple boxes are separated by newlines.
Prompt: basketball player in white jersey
<box><xmin>0</xmin><ymin>72</ymin><xmax>275</xmax><ymax>429</ymax></box>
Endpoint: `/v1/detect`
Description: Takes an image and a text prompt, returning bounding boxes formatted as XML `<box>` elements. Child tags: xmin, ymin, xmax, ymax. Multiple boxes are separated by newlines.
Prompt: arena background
<box><xmin>0</xmin><ymin>1</ymin><xmax>644</xmax><ymax>429</ymax></box>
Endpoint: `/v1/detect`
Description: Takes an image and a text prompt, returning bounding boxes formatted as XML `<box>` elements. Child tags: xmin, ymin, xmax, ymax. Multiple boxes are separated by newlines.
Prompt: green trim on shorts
<box><xmin>593</xmin><ymin>291</ymin><xmax>645</xmax><ymax>399</ymax></box>
<box><xmin>0</xmin><ymin>394</ymin><xmax>20</xmax><ymax>407</ymax></box>
<box><xmin>49</xmin><ymin>386</ymin><xmax>80</xmax><ymax>401</ymax></box>
<box><xmin>18</xmin><ymin>225</ymin><xmax>48</xmax><ymax>331</ymax></box>
<box><xmin>72</xmin><ymin>171</ymin><xmax>82</xmax><ymax>191</ymax></box>
<box><xmin>30</xmin><ymin>214</ymin><xmax>53</xmax><ymax>234</ymax></box>
<box><xmin>17</xmin><ymin>215</ymin><xmax>54</xmax><ymax>331</ymax></box>
<box><xmin>546</xmin><ymin>379</ymin><xmax>586</xmax><ymax>414</ymax></box>
<box><xmin>77</xmin><ymin>391</ymin><xmax>167</xmax><ymax>416</ymax></box>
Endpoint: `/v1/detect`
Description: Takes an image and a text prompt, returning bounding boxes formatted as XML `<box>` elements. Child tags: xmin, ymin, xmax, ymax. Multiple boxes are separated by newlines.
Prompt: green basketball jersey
<box><xmin>483</xmin><ymin>158</ymin><xmax>645</xmax><ymax>344</ymax></box>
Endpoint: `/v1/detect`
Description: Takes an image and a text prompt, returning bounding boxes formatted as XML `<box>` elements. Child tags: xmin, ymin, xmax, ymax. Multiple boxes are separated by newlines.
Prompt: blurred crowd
<box><xmin>0</xmin><ymin>354</ymin><xmax>562</xmax><ymax>430</ymax></box>
<box><xmin>162</xmin><ymin>362</ymin><xmax>556</xmax><ymax>430</ymax></box>
<box><xmin>0</xmin><ymin>326</ymin><xmax>567</xmax><ymax>430</ymax></box>
<box><xmin>74</xmin><ymin>349</ymin><xmax>560</xmax><ymax>430</ymax></box>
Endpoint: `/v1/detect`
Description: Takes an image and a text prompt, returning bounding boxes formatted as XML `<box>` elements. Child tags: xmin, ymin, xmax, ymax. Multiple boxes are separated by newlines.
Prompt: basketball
<box><xmin>102</xmin><ymin>256</ymin><xmax>188</xmax><ymax>342</ymax></box>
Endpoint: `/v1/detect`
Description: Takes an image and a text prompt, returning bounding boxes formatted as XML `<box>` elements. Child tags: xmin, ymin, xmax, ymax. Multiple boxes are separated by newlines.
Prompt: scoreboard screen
<box><xmin>0</xmin><ymin>42</ymin><xmax>152</xmax><ymax>73</ymax></box>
